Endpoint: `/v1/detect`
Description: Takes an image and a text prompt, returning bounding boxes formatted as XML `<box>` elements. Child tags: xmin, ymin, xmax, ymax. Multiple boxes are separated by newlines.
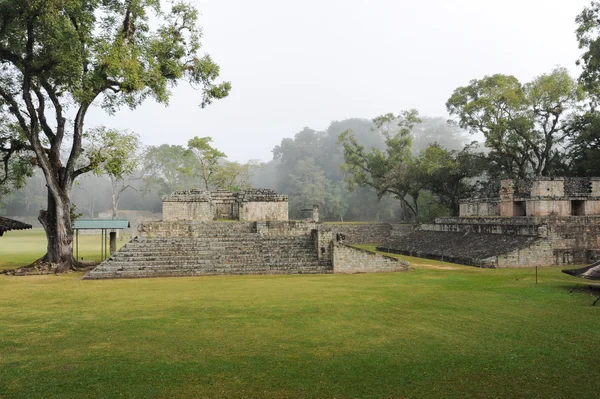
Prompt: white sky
<box><xmin>86</xmin><ymin>0</ymin><xmax>591</xmax><ymax>163</ymax></box>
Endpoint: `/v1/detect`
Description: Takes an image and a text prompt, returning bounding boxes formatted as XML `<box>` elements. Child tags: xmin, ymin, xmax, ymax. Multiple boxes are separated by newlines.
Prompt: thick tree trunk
<box><xmin>38</xmin><ymin>191</ymin><xmax>77</xmax><ymax>273</ymax></box>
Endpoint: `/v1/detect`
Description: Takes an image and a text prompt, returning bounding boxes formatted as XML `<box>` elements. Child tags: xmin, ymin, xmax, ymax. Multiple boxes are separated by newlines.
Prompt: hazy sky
<box><xmin>87</xmin><ymin>0</ymin><xmax>591</xmax><ymax>163</ymax></box>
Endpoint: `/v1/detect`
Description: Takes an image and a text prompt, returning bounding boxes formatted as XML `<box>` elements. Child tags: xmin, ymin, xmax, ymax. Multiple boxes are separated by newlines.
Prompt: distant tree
<box><xmin>576</xmin><ymin>2</ymin><xmax>600</xmax><ymax>98</ymax></box>
<box><xmin>185</xmin><ymin>136</ymin><xmax>226</xmax><ymax>190</ymax></box>
<box><xmin>214</xmin><ymin>160</ymin><xmax>261</xmax><ymax>191</ymax></box>
<box><xmin>324</xmin><ymin>180</ymin><xmax>350</xmax><ymax>222</ymax></box>
<box><xmin>447</xmin><ymin>68</ymin><xmax>583</xmax><ymax>178</ymax></box>
<box><xmin>0</xmin><ymin>1</ymin><xmax>230</xmax><ymax>271</ymax></box>
<box><xmin>287</xmin><ymin>157</ymin><xmax>327</xmax><ymax>219</ymax></box>
<box><xmin>564</xmin><ymin>112</ymin><xmax>600</xmax><ymax>176</ymax></box>
<box><xmin>411</xmin><ymin>117</ymin><xmax>469</xmax><ymax>154</ymax></box>
<box><xmin>418</xmin><ymin>143</ymin><xmax>486</xmax><ymax>216</ymax></box>
<box><xmin>339</xmin><ymin>110</ymin><xmax>423</xmax><ymax>220</ymax></box>
<box><xmin>142</xmin><ymin>145</ymin><xmax>198</xmax><ymax>197</ymax></box>
<box><xmin>85</xmin><ymin>128</ymin><xmax>142</xmax><ymax>218</ymax></box>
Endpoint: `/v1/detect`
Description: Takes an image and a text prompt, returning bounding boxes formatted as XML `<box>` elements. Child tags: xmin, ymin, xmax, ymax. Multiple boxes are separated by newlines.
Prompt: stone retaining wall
<box><xmin>326</xmin><ymin>223</ymin><xmax>413</xmax><ymax>244</ymax></box>
<box><xmin>333</xmin><ymin>245</ymin><xmax>409</xmax><ymax>274</ymax></box>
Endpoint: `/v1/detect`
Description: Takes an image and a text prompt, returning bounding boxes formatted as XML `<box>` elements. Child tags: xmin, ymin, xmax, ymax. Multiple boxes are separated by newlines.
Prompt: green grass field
<box><xmin>0</xmin><ymin>231</ymin><xmax>599</xmax><ymax>398</ymax></box>
<box><xmin>0</xmin><ymin>229</ymin><xmax>129</xmax><ymax>270</ymax></box>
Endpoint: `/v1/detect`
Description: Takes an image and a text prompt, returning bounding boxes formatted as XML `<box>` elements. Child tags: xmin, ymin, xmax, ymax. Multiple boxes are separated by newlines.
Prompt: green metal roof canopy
<box><xmin>72</xmin><ymin>219</ymin><xmax>130</xmax><ymax>262</ymax></box>
<box><xmin>72</xmin><ymin>219</ymin><xmax>130</xmax><ymax>229</ymax></box>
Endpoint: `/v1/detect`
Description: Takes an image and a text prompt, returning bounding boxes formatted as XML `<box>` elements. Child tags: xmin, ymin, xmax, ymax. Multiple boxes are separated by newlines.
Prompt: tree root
<box><xmin>2</xmin><ymin>256</ymin><xmax>92</xmax><ymax>276</ymax></box>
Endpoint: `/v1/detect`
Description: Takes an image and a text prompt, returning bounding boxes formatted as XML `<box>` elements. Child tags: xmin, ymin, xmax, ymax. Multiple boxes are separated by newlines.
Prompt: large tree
<box><xmin>446</xmin><ymin>68</ymin><xmax>582</xmax><ymax>178</ymax></box>
<box><xmin>338</xmin><ymin>110</ymin><xmax>423</xmax><ymax>219</ymax></box>
<box><xmin>0</xmin><ymin>0</ymin><xmax>230</xmax><ymax>271</ymax></box>
<box><xmin>417</xmin><ymin>143</ymin><xmax>486</xmax><ymax>216</ymax></box>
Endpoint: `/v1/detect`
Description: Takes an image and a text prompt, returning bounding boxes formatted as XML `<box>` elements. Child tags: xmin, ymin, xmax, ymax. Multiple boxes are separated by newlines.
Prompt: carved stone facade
<box><xmin>162</xmin><ymin>189</ymin><xmax>288</xmax><ymax>222</ymax></box>
<box><xmin>460</xmin><ymin>177</ymin><xmax>600</xmax><ymax>217</ymax></box>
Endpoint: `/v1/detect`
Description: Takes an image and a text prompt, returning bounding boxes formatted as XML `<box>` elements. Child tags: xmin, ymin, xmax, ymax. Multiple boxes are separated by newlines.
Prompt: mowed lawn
<box><xmin>0</xmin><ymin>233</ymin><xmax>599</xmax><ymax>398</ymax></box>
<box><xmin>0</xmin><ymin>228</ymin><xmax>129</xmax><ymax>270</ymax></box>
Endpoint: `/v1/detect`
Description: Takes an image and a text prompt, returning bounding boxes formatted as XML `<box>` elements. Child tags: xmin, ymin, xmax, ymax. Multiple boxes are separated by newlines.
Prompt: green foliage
<box><xmin>447</xmin><ymin>68</ymin><xmax>582</xmax><ymax>178</ymax></box>
<box><xmin>576</xmin><ymin>1</ymin><xmax>600</xmax><ymax>97</ymax></box>
<box><xmin>69</xmin><ymin>203</ymin><xmax>82</xmax><ymax>222</ymax></box>
<box><xmin>185</xmin><ymin>136</ymin><xmax>227</xmax><ymax>190</ymax></box>
<box><xmin>339</xmin><ymin>110</ymin><xmax>423</xmax><ymax>219</ymax></box>
<box><xmin>565</xmin><ymin>111</ymin><xmax>600</xmax><ymax>176</ymax></box>
<box><xmin>213</xmin><ymin>160</ymin><xmax>261</xmax><ymax>191</ymax></box>
<box><xmin>0</xmin><ymin>123</ymin><xmax>33</xmax><ymax>203</ymax></box>
<box><xmin>84</xmin><ymin>127</ymin><xmax>141</xmax><ymax>180</ymax></box>
<box><xmin>142</xmin><ymin>144</ymin><xmax>198</xmax><ymax>196</ymax></box>
<box><xmin>416</xmin><ymin>143</ymin><xmax>486</xmax><ymax>216</ymax></box>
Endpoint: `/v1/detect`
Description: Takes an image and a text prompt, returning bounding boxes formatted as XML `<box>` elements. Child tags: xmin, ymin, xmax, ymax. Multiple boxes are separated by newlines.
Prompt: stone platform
<box><xmin>378</xmin><ymin>216</ymin><xmax>600</xmax><ymax>268</ymax></box>
<box><xmin>84</xmin><ymin>221</ymin><xmax>409</xmax><ymax>279</ymax></box>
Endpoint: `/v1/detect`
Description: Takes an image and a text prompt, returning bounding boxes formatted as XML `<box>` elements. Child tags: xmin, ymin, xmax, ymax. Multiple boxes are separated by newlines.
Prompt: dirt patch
<box><xmin>416</xmin><ymin>264</ymin><xmax>461</xmax><ymax>270</ymax></box>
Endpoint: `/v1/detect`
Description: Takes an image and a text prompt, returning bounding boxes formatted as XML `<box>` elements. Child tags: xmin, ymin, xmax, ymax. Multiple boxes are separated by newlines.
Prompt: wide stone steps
<box><xmin>84</xmin><ymin>233</ymin><xmax>330</xmax><ymax>279</ymax></box>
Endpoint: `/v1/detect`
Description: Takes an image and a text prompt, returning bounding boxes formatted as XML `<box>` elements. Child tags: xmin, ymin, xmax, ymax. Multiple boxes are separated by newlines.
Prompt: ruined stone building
<box><xmin>162</xmin><ymin>189</ymin><xmax>289</xmax><ymax>222</ymax></box>
<box><xmin>84</xmin><ymin>189</ymin><xmax>408</xmax><ymax>279</ymax></box>
<box><xmin>379</xmin><ymin>178</ymin><xmax>600</xmax><ymax>268</ymax></box>
<box><xmin>460</xmin><ymin>177</ymin><xmax>600</xmax><ymax>217</ymax></box>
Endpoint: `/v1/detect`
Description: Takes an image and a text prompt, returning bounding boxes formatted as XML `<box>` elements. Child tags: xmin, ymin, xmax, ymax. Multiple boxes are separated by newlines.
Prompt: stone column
<box><xmin>312</xmin><ymin>205</ymin><xmax>319</xmax><ymax>223</ymax></box>
<box><xmin>109</xmin><ymin>232</ymin><xmax>117</xmax><ymax>255</ymax></box>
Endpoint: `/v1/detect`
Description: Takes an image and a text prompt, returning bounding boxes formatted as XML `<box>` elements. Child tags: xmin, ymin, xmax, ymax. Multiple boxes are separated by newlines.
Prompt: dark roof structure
<box><xmin>562</xmin><ymin>261</ymin><xmax>600</xmax><ymax>281</ymax></box>
<box><xmin>0</xmin><ymin>216</ymin><xmax>32</xmax><ymax>236</ymax></box>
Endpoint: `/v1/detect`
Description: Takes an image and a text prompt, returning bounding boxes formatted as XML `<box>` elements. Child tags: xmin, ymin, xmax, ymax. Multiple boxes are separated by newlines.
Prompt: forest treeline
<box><xmin>2</xmin><ymin>1</ymin><xmax>600</xmax><ymax>244</ymax></box>
<box><xmin>1</xmin><ymin>116</ymin><xmax>471</xmax><ymax>222</ymax></box>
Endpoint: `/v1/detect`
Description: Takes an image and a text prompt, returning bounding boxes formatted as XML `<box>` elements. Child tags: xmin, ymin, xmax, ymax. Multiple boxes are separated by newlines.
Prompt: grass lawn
<box><xmin>0</xmin><ymin>228</ymin><xmax>129</xmax><ymax>271</ymax></box>
<box><xmin>0</xmin><ymin>235</ymin><xmax>599</xmax><ymax>398</ymax></box>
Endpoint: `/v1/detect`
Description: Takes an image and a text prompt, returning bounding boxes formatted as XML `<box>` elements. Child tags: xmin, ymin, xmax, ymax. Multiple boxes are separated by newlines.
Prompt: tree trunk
<box><xmin>38</xmin><ymin>191</ymin><xmax>77</xmax><ymax>273</ymax></box>
<box><xmin>111</xmin><ymin>186</ymin><xmax>118</xmax><ymax>219</ymax></box>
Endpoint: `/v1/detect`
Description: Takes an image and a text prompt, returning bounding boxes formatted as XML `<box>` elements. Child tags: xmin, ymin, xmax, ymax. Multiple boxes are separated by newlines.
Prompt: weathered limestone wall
<box><xmin>240</xmin><ymin>202</ymin><xmax>288</xmax><ymax>222</ymax></box>
<box><xmin>546</xmin><ymin>217</ymin><xmax>600</xmax><ymax>264</ymax></box>
<box><xmin>162</xmin><ymin>189</ymin><xmax>289</xmax><ymax>222</ymax></box>
<box><xmin>138</xmin><ymin>221</ymin><xmax>256</xmax><ymax>238</ymax></box>
<box><xmin>256</xmin><ymin>221</ymin><xmax>317</xmax><ymax>237</ymax></box>
<box><xmin>326</xmin><ymin>223</ymin><xmax>389</xmax><ymax>244</ymax></box>
<box><xmin>459</xmin><ymin>199</ymin><xmax>501</xmax><ymax>217</ymax></box>
<box><xmin>163</xmin><ymin>201</ymin><xmax>212</xmax><ymax>221</ymax></box>
<box><xmin>531</xmin><ymin>180</ymin><xmax>565</xmax><ymax>197</ymax></box>
<box><xmin>313</xmin><ymin>229</ymin><xmax>333</xmax><ymax>263</ymax></box>
<box><xmin>585</xmin><ymin>200</ymin><xmax>600</xmax><ymax>215</ymax></box>
<box><xmin>333</xmin><ymin>245</ymin><xmax>409</xmax><ymax>274</ymax></box>
<box><xmin>496</xmin><ymin>239</ymin><xmax>554</xmax><ymax>268</ymax></box>
<box><xmin>424</xmin><ymin>218</ymin><xmax>544</xmax><ymax>237</ymax></box>
<box><xmin>526</xmin><ymin>200</ymin><xmax>570</xmax><ymax>217</ymax></box>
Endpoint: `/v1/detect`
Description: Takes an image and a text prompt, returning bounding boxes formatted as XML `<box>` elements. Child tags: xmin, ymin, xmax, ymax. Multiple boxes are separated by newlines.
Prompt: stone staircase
<box><xmin>83</xmin><ymin>229</ymin><xmax>332</xmax><ymax>279</ymax></box>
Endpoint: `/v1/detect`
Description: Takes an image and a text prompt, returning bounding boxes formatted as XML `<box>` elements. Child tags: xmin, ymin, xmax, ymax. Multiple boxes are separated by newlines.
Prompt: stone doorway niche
<box><xmin>571</xmin><ymin>200</ymin><xmax>585</xmax><ymax>216</ymax></box>
<box><xmin>216</xmin><ymin>202</ymin><xmax>236</xmax><ymax>220</ymax></box>
<box><xmin>513</xmin><ymin>201</ymin><xmax>526</xmax><ymax>216</ymax></box>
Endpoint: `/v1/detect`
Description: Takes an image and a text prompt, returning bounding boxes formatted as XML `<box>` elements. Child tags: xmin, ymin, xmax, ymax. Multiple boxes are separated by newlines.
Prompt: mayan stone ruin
<box><xmin>84</xmin><ymin>189</ymin><xmax>408</xmax><ymax>279</ymax></box>
<box><xmin>379</xmin><ymin>177</ymin><xmax>600</xmax><ymax>268</ymax></box>
<box><xmin>162</xmin><ymin>189</ymin><xmax>289</xmax><ymax>222</ymax></box>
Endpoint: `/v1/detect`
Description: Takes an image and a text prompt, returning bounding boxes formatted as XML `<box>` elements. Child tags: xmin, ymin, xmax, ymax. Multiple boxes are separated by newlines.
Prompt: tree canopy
<box><xmin>446</xmin><ymin>68</ymin><xmax>582</xmax><ymax>178</ymax></box>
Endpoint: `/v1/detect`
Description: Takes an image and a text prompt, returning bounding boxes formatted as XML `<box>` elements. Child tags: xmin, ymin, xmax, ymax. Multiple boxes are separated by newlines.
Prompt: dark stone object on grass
<box><xmin>562</xmin><ymin>261</ymin><xmax>600</xmax><ymax>280</ymax></box>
